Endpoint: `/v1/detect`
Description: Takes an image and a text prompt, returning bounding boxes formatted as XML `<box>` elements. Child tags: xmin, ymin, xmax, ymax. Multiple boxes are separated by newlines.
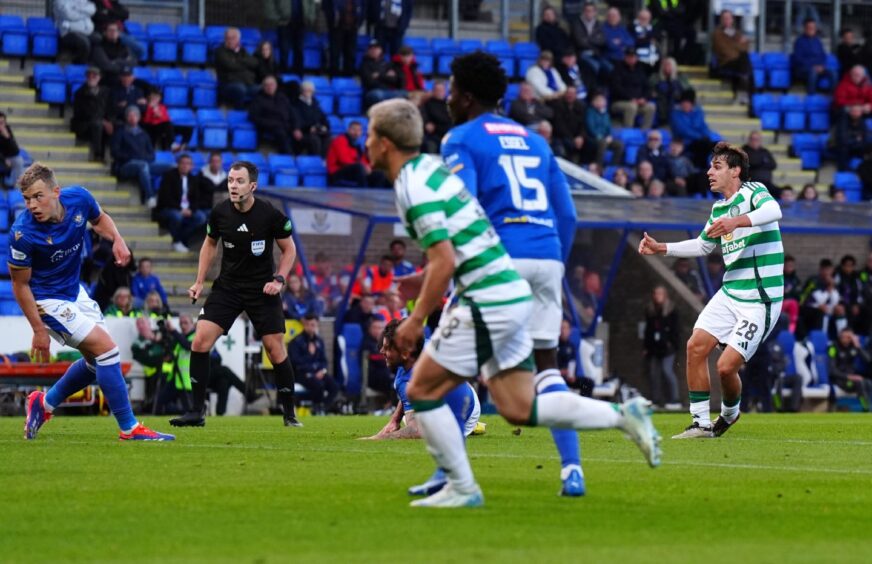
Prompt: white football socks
<box><xmin>690</xmin><ymin>400</ymin><xmax>711</xmax><ymax>428</ymax></box>
<box><xmin>415</xmin><ymin>404</ymin><xmax>477</xmax><ymax>494</ymax></box>
<box><xmin>535</xmin><ymin>392</ymin><xmax>622</xmax><ymax>429</ymax></box>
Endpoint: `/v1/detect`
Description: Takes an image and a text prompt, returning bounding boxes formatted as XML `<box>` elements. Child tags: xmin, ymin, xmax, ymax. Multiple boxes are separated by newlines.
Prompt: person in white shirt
<box><xmin>525</xmin><ymin>50</ymin><xmax>567</xmax><ymax>101</ymax></box>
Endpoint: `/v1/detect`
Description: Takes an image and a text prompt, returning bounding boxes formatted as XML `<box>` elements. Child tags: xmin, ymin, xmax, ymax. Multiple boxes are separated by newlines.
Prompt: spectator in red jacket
<box><xmin>834</xmin><ymin>65</ymin><xmax>872</xmax><ymax>116</ymax></box>
<box><xmin>391</xmin><ymin>46</ymin><xmax>425</xmax><ymax>94</ymax></box>
<box><xmin>326</xmin><ymin>120</ymin><xmax>387</xmax><ymax>187</ymax></box>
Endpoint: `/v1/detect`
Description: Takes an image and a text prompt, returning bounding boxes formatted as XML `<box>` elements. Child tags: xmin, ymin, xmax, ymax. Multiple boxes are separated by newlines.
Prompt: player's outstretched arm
<box><xmin>190</xmin><ymin>236</ymin><xmax>218</xmax><ymax>301</ymax></box>
<box><xmin>360</xmin><ymin>402</ymin><xmax>405</xmax><ymax>440</ymax></box>
<box><xmin>91</xmin><ymin>212</ymin><xmax>131</xmax><ymax>266</ymax></box>
<box><xmin>638</xmin><ymin>232</ymin><xmax>667</xmax><ymax>255</ymax></box>
<box><xmin>10</xmin><ymin>267</ymin><xmax>51</xmax><ymax>362</ymax></box>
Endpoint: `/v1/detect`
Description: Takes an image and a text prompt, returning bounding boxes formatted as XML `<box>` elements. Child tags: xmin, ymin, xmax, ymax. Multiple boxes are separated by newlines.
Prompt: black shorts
<box><xmin>199</xmin><ymin>280</ymin><xmax>284</xmax><ymax>338</ymax></box>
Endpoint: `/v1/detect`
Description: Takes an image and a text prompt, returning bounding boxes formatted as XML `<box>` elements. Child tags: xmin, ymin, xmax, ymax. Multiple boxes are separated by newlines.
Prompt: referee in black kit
<box><xmin>170</xmin><ymin>160</ymin><xmax>302</xmax><ymax>428</ymax></box>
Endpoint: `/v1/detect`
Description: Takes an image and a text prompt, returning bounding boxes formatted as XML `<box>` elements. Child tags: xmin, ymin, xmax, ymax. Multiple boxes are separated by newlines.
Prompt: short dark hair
<box><xmin>840</xmin><ymin>254</ymin><xmax>856</xmax><ymax>266</ymax></box>
<box><xmin>229</xmin><ymin>160</ymin><xmax>258</xmax><ymax>182</ymax></box>
<box><xmin>840</xmin><ymin>27</ymin><xmax>854</xmax><ymax>37</ymax></box>
<box><xmin>389</xmin><ymin>239</ymin><xmax>406</xmax><ymax>249</ymax></box>
<box><xmin>784</xmin><ymin>254</ymin><xmax>795</xmax><ymax>262</ymax></box>
<box><xmin>380</xmin><ymin>254</ymin><xmax>395</xmax><ymax>263</ymax></box>
<box><xmin>820</xmin><ymin>258</ymin><xmax>833</xmax><ymax>269</ymax></box>
<box><xmin>710</xmin><ymin>142</ymin><xmax>750</xmax><ymax>182</ymax></box>
<box><xmin>450</xmin><ymin>51</ymin><xmax>508</xmax><ymax>108</ymax></box>
<box><xmin>303</xmin><ymin>312</ymin><xmax>319</xmax><ymax>321</ymax></box>
<box><xmin>208</xmin><ymin>150</ymin><xmax>222</xmax><ymax>159</ymax></box>
<box><xmin>803</xmin><ymin>17</ymin><xmax>816</xmax><ymax>26</ymax></box>
<box><xmin>380</xmin><ymin>319</ymin><xmax>424</xmax><ymax>359</ymax></box>
<box><xmin>177</xmin><ymin>153</ymin><xmax>193</xmax><ymax>163</ymax></box>
<box><xmin>139</xmin><ymin>257</ymin><xmax>152</xmax><ymax>265</ymax></box>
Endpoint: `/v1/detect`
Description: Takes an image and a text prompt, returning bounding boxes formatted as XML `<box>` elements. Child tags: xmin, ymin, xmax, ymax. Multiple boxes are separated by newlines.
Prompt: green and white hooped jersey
<box><xmin>395</xmin><ymin>154</ymin><xmax>532</xmax><ymax>307</ymax></box>
<box><xmin>700</xmin><ymin>182</ymin><xmax>784</xmax><ymax>304</ymax></box>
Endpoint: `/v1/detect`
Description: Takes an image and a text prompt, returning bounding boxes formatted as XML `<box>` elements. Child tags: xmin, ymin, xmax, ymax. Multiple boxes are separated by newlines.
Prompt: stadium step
<box><xmin>2</xmin><ymin>87</ymin><xmax>37</xmax><ymax>103</ymax></box>
<box><xmin>7</xmin><ymin>116</ymin><xmax>70</xmax><ymax>131</ymax></box>
<box><xmin>1</xmin><ymin>100</ymin><xmax>54</xmax><ymax>117</ymax></box>
<box><xmin>24</xmin><ymin>146</ymin><xmax>89</xmax><ymax>159</ymax></box>
<box><xmin>718</xmin><ymin>129</ymin><xmax>776</xmax><ymax>144</ymax></box>
<box><xmin>14</xmin><ymin>130</ymin><xmax>77</xmax><ymax>147</ymax></box>
<box><xmin>696</xmin><ymin>91</ymin><xmax>739</xmax><ymax>105</ymax></box>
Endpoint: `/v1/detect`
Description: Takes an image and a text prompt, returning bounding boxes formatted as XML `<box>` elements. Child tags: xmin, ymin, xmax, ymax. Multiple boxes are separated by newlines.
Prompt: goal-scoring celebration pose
<box><xmin>441</xmin><ymin>51</ymin><xmax>586</xmax><ymax>497</ymax></box>
<box><xmin>639</xmin><ymin>142</ymin><xmax>784</xmax><ymax>438</ymax></box>
<box><xmin>12</xmin><ymin>163</ymin><xmax>174</xmax><ymax>441</ymax></box>
<box><xmin>170</xmin><ymin>161</ymin><xmax>301</xmax><ymax>428</ymax></box>
<box><xmin>366</xmin><ymin>98</ymin><xmax>660</xmax><ymax>508</ymax></box>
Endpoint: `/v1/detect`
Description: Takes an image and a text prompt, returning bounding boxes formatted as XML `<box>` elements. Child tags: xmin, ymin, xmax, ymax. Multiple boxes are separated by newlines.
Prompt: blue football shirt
<box><xmin>441</xmin><ymin>113</ymin><xmax>577</xmax><ymax>262</ymax></box>
<box><xmin>394</xmin><ymin>365</ymin><xmax>476</xmax><ymax>427</ymax></box>
<box><xmin>8</xmin><ymin>186</ymin><xmax>101</xmax><ymax>301</ymax></box>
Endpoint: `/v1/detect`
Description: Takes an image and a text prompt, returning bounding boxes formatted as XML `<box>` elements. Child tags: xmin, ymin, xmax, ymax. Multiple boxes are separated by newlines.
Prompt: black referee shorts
<box><xmin>199</xmin><ymin>280</ymin><xmax>285</xmax><ymax>338</ymax></box>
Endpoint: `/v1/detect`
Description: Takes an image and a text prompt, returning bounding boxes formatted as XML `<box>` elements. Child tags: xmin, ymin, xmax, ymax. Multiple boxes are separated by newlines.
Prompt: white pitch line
<box><xmin>4</xmin><ymin>439</ymin><xmax>869</xmax><ymax>476</ymax></box>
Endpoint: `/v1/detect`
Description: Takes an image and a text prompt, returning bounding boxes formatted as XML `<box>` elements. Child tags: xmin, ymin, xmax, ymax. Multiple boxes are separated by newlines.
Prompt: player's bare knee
<box><xmin>498</xmin><ymin>398</ymin><xmax>533</xmax><ymax>426</ymax></box>
<box><xmin>686</xmin><ymin>336</ymin><xmax>709</xmax><ymax>361</ymax></box>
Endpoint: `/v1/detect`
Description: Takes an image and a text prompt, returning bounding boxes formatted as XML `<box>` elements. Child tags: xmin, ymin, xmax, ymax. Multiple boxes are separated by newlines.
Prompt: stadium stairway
<box><xmin>1</xmin><ymin>57</ymin><xmax>200</xmax><ymax>316</ymax></box>
<box><xmin>681</xmin><ymin>65</ymin><xmax>829</xmax><ymax>193</ymax></box>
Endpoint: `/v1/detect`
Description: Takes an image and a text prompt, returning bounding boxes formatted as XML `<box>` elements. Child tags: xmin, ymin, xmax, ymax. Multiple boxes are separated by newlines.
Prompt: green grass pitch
<box><xmin>1</xmin><ymin>413</ymin><xmax>870</xmax><ymax>563</ymax></box>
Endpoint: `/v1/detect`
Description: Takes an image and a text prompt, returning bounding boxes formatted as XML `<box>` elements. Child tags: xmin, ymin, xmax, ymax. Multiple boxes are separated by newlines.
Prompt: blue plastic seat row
<box><xmin>0</xmin><ymin>15</ymin><xmax>57</xmax><ymax>58</ymax></box>
<box><xmin>751</xmin><ymin>93</ymin><xmax>831</xmax><ymax>132</ymax></box>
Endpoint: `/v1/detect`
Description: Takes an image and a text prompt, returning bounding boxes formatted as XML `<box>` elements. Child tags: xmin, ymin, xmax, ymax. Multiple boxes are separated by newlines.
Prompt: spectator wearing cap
<box><xmin>508</xmin><ymin>82</ymin><xmax>554</xmax><ymax>127</ymax></box>
<box><xmin>249</xmin><ymin>75</ymin><xmax>298</xmax><ymax>155</ymax></box>
<box><xmin>670</xmin><ymin>90</ymin><xmax>716</xmax><ymax>170</ymax></box>
<box><xmin>111</xmin><ymin>105</ymin><xmax>170</xmax><ymax>208</ymax></box>
<box><xmin>602</xmin><ymin>7</ymin><xmax>635</xmax><ymax>64</ymax></box>
<box><xmin>390</xmin><ymin>45</ymin><xmax>425</xmax><ymax>95</ymax></box>
<box><xmin>631</xmin><ymin>8</ymin><xmax>659</xmax><ymax>75</ymax></box>
<box><xmin>54</xmin><ymin>0</ymin><xmax>96</xmax><ymax>64</ymax></box>
<box><xmin>90</xmin><ymin>21</ymin><xmax>137</xmax><ymax>86</ymax></box>
<box><xmin>636</xmin><ymin>129</ymin><xmax>670</xmax><ymax>182</ymax></box>
<box><xmin>420</xmin><ymin>80</ymin><xmax>451</xmax><ymax>154</ymax></box>
<box><xmin>0</xmin><ymin>112</ymin><xmax>24</xmax><ymax>189</ymax></box>
<box><xmin>323</xmin><ymin>0</ymin><xmax>364</xmax><ymax>76</ymax></box>
<box><xmin>109</xmin><ymin>66</ymin><xmax>146</xmax><ymax>123</ymax></box>
<box><xmin>157</xmin><ymin>153</ymin><xmax>207</xmax><ymax>253</ymax></box>
<box><xmin>374</xmin><ymin>0</ymin><xmax>413</xmax><ymax>58</ymax></box>
<box><xmin>326</xmin><ymin>120</ymin><xmax>387</xmax><ymax>187</ymax></box>
<box><xmin>555</xmin><ymin>50</ymin><xmax>588</xmax><ymax>102</ymax></box>
<box><xmin>292</xmin><ymin>81</ymin><xmax>331</xmax><ymax>157</ymax></box>
<box><xmin>526</xmin><ymin>50</ymin><xmax>567</xmax><ymax>101</ymax></box>
<box><xmin>535</xmin><ymin>5</ymin><xmax>572</xmax><ymax>60</ymax></box>
<box><xmin>359</xmin><ymin>39</ymin><xmax>404</xmax><ymax>109</ymax></box>
<box><xmin>214</xmin><ymin>27</ymin><xmax>260</xmax><ymax>109</ymax></box>
<box><xmin>609</xmin><ymin>47</ymin><xmax>656</xmax><ymax>129</ymax></box>
<box><xmin>71</xmin><ymin>67</ymin><xmax>113</xmax><ymax>161</ymax></box>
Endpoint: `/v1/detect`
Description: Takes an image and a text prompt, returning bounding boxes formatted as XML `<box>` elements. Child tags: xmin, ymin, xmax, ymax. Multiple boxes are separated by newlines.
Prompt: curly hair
<box><xmin>710</xmin><ymin>142</ymin><xmax>750</xmax><ymax>182</ymax></box>
<box><xmin>380</xmin><ymin>318</ymin><xmax>424</xmax><ymax>359</ymax></box>
<box><xmin>450</xmin><ymin>51</ymin><xmax>508</xmax><ymax>108</ymax></box>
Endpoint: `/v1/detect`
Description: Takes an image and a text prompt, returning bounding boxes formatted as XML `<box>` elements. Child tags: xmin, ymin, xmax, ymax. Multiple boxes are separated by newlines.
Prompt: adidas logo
<box><xmin>737</xmin><ymin>341</ymin><xmax>748</xmax><ymax>350</ymax></box>
<box><xmin>237</xmin><ymin>224</ymin><xmax>249</xmax><ymax>232</ymax></box>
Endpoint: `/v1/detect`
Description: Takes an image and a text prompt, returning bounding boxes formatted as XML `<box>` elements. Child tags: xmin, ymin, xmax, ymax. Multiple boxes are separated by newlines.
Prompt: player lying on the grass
<box><xmin>365</xmin><ymin>98</ymin><xmax>661</xmax><ymax>508</ymax></box>
<box><xmin>362</xmin><ymin>318</ymin><xmax>484</xmax><ymax>496</ymax></box>
<box><xmin>639</xmin><ymin>142</ymin><xmax>784</xmax><ymax>439</ymax></box>
<box><xmin>11</xmin><ymin>162</ymin><xmax>174</xmax><ymax>441</ymax></box>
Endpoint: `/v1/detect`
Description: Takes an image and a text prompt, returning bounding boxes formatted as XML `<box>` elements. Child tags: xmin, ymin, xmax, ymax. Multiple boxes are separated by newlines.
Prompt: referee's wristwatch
<box><xmin>273</xmin><ymin>274</ymin><xmax>286</xmax><ymax>286</ymax></box>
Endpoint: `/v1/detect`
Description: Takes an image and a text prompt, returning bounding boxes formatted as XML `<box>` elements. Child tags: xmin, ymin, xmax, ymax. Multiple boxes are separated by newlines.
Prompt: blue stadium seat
<box><xmin>808</xmin><ymin>330</ymin><xmax>830</xmax><ymax>387</ymax></box>
<box><xmin>834</xmin><ymin>172</ymin><xmax>862</xmax><ymax>191</ymax></box>
<box><xmin>781</xmin><ymin>94</ymin><xmax>806</xmax><ymax>131</ymax></box>
<box><xmin>269</xmin><ymin>155</ymin><xmax>298</xmax><ymax>187</ymax></box>
<box><xmin>433</xmin><ymin>38</ymin><xmax>461</xmax><ymax>75</ymax></box>
<box><xmin>27</xmin><ymin>17</ymin><xmax>58</xmax><ymax>58</ymax></box>
<box><xmin>177</xmin><ymin>24</ymin><xmax>207</xmax><ymax>65</ymax></box>
<box><xmin>34</xmin><ymin>63</ymin><xmax>67</xmax><ymax>104</ymax></box>
<box><xmin>0</xmin><ymin>280</ymin><xmax>12</xmax><ymax>299</ymax></box>
<box><xmin>513</xmin><ymin>41</ymin><xmax>540</xmax><ymax>79</ymax></box>
<box><xmin>333</xmin><ymin>77</ymin><xmax>362</xmax><ymax>116</ymax></box>
<box><xmin>188</xmin><ymin>69</ymin><xmax>218</xmax><ymax>108</ymax></box>
<box><xmin>239</xmin><ymin>27</ymin><xmax>262</xmax><ymax>53</ymax></box>
<box><xmin>459</xmin><ymin>39</ymin><xmax>482</xmax><ymax>53</ymax></box>
<box><xmin>763</xmin><ymin>52</ymin><xmax>791</xmax><ymax>90</ymax></box>
<box><xmin>805</xmin><ymin>94</ymin><xmax>831</xmax><ymax>132</ymax></box>
<box><xmin>315</xmin><ymin>92</ymin><xmax>335</xmax><ymax>114</ymax></box>
<box><xmin>304</xmin><ymin>75</ymin><xmax>333</xmax><ymax>95</ymax></box>
<box><xmin>615</xmin><ymin>128</ymin><xmax>645</xmax><ymax>146</ymax></box>
<box><xmin>124</xmin><ymin>21</ymin><xmax>146</xmax><ymax>40</ymax></box>
<box><xmin>235</xmin><ymin>152</ymin><xmax>269</xmax><ymax>178</ymax></box>
<box><xmin>154</xmin><ymin>150</ymin><xmax>176</xmax><ymax>167</ymax></box>
<box><xmin>157</xmin><ymin>68</ymin><xmax>189</xmax><ymax>107</ymax></box>
<box><xmin>132</xmin><ymin>66</ymin><xmax>155</xmax><ymax>84</ymax></box>
<box><xmin>749</xmin><ymin>52</ymin><xmax>765</xmax><ymax>89</ymax></box>
<box><xmin>147</xmin><ymin>23</ymin><xmax>177</xmax><ymax>63</ymax></box>
<box><xmin>0</xmin><ymin>15</ymin><xmax>28</xmax><ymax>57</ymax></box>
<box><xmin>750</xmin><ymin>92</ymin><xmax>775</xmax><ymax>117</ymax></box>
<box><xmin>296</xmin><ymin>155</ymin><xmax>327</xmax><ymax>187</ymax></box>
<box><xmin>205</xmin><ymin>25</ymin><xmax>227</xmax><ymax>50</ymax></box>
<box><xmin>196</xmin><ymin>108</ymin><xmax>228</xmax><ymax>150</ymax></box>
<box><xmin>756</xmin><ymin>93</ymin><xmax>781</xmax><ymax>130</ymax></box>
<box><xmin>227</xmin><ymin>110</ymin><xmax>258</xmax><ymax>151</ymax></box>
<box><xmin>220</xmin><ymin>151</ymin><xmax>236</xmax><ymax>171</ymax></box>
<box><xmin>776</xmin><ymin>330</ymin><xmax>796</xmax><ymax>376</ymax></box>
<box><xmin>33</xmin><ymin>63</ymin><xmax>64</xmax><ymax>88</ymax></box>
<box><xmin>302</xmin><ymin>33</ymin><xmax>324</xmax><ymax>70</ymax></box>
<box><xmin>328</xmin><ymin>115</ymin><xmax>344</xmax><ymax>135</ymax></box>
<box><xmin>403</xmin><ymin>36</ymin><xmax>431</xmax><ymax>54</ymax></box>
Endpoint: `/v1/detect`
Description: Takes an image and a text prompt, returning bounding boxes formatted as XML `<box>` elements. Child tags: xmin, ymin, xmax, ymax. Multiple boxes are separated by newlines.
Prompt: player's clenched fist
<box><xmin>638</xmin><ymin>232</ymin><xmax>665</xmax><ymax>255</ymax></box>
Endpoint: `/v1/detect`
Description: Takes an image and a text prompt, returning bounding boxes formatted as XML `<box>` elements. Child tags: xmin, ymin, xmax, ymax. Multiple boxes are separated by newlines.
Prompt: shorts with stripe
<box><xmin>694</xmin><ymin>290</ymin><xmax>782</xmax><ymax>361</ymax></box>
<box><xmin>512</xmin><ymin>258</ymin><xmax>564</xmax><ymax>350</ymax></box>
<box><xmin>37</xmin><ymin>285</ymin><xmax>105</xmax><ymax>347</ymax></box>
<box><xmin>425</xmin><ymin>298</ymin><xmax>534</xmax><ymax>380</ymax></box>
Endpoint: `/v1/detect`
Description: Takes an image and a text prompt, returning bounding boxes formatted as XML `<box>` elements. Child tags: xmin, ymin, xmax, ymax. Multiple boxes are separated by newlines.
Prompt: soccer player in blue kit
<box><xmin>11</xmin><ymin>163</ymin><xmax>174</xmax><ymax>441</ymax></box>
<box><xmin>442</xmin><ymin>52</ymin><xmax>585</xmax><ymax>496</ymax></box>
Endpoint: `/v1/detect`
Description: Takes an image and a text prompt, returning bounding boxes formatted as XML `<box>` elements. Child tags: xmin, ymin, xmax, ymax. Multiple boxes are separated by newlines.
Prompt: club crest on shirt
<box><xmin>45</xmin><ymin>236</ymin><xmax>53</xmax><ymax>245</ymax></box>
<box><xmin>251</xmin><ymin>240</ymin><xmax>266</xmax><ymax>256</ymax></box>
<box><xmin>729</xmin><ymin>205</ymin><xmax>740</xmax><ymax>217</ymax></box>
<box><xmin>74</xmin><ymin>213</ymin><xmax>84</xmax><ymax>226</ymax></box>
<box><xmin>14</xmin><ymin>230</ymin><xmax>22</xmax><ymax>241</ymax></box>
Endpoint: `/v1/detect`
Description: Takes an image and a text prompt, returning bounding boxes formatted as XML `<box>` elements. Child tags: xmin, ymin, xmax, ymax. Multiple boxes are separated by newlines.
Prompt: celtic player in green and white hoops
<box><xmin>365</xmin><ymin>98</ymin><xmax>661</xmax><ymax>508</ymax></box>
<box><xmin>639</xmin><ymin>142</ymin><xmax>783</xmax><ymax>439</ymax></box>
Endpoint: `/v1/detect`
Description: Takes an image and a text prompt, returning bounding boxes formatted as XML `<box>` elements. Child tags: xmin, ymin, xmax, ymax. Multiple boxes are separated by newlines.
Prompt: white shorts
<box><xmin>694</xmin><ymin>290</ymin><xmax>783</xmax><ymax>361</ymax></box>
<box><xmin>513</xmin><ymin>258</ymin><xmax>564</xmax><ymax>350</ymax></box>
<box><xmin>425</xmin><ymin>298</ymin><xmax>534</xmax><ymax>380</ymax></box>
<box><xmin>37</xmin><ymin>285</ymin><xmax>105</xmax><ymax>347</ymax></box>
